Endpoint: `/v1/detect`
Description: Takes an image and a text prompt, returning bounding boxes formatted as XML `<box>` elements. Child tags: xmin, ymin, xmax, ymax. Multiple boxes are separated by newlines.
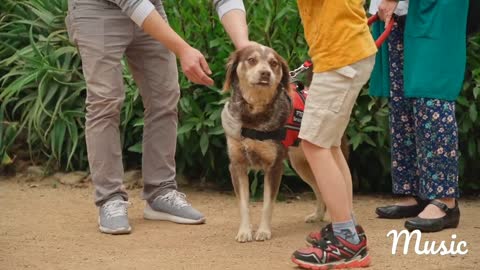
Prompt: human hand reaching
<box><xmin>178</xmin><ymin>46</ymin><xmax>214</xmax><ymax>86</ymax></box>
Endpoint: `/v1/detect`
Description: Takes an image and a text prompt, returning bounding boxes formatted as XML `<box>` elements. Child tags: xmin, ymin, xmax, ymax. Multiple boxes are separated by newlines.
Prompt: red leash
<box><xmin>368</xmin><ymin>14</ymin><xmax>395</xmax><ymax>48</ymax></box>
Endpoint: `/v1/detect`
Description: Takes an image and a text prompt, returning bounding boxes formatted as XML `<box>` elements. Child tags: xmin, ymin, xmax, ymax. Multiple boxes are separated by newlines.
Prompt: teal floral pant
<box><xmin>388</xmin><ymin>18</ymin><xmax>459</xmax><ymax>199</ymax></box>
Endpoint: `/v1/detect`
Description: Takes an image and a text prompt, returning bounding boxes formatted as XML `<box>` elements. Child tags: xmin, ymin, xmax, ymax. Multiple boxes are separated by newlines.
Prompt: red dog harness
<box><xmin>282</xmin><ymin>82</ymin><xmax>307</xmax><ymax>148</ymax></box>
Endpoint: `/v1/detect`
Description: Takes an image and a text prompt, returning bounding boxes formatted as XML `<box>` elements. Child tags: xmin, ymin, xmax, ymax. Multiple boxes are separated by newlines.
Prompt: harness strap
<box><xmin>241</xmin><ymin>127</ymin><xmax>287</xmax><ymax>141</ymax></box>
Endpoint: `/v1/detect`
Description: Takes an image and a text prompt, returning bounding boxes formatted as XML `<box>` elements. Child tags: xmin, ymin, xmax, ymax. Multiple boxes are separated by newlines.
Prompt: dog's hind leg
<box><xmin>230</xmin><ymin>163</ymin><xmax>253</xmax><ymax>243</ymax></box>
<box><xmin>255</xmin><ymin>162</ymin><xmax>283</xmax><ymax>241</ymax></box>
<box><xmin>288</xmin><ymin>147</ymin><xmax>327</xmax><ymax>223</ymax></box>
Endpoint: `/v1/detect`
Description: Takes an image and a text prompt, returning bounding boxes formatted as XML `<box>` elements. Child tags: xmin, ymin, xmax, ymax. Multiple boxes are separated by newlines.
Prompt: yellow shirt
<box><xmin>297</xmin><ymin>0</ymin><xmax>377</xmax><ymax>73</ymax></box>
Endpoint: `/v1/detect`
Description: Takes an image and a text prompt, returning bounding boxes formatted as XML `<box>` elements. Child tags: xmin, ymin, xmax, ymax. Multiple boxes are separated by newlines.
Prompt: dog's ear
<box><xmin>278</xmin><ymin>54</ymin><xmax>291</xmax><ymax>92</ymax></box>
<box><xmin>223</xmin><ymin>51</ymin><xmax>241</xmax><ymax>93</ymax></box>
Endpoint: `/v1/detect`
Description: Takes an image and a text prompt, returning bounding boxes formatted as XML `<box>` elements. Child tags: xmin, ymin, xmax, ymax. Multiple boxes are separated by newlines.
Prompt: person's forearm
<box><xmin>220</xmin><ymin>10</ymin><xmax>249</xmax><ymax>49</ymax></box>
<box><xmin>142</xmin><ymin>10</ymin><xmax>190</xmax><ymax>56</ymax></box>
<box><xmin>214</xmin><ymin>0</ymin><xmax>250</xmax><ymax>49</ymax></box>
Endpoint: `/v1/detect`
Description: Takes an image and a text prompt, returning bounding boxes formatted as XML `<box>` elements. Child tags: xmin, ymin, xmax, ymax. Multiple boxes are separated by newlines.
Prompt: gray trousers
<box><xmin>66</xmin><ymin>0</ymin><xmax>179</xmax><ymax>206</ymax></box>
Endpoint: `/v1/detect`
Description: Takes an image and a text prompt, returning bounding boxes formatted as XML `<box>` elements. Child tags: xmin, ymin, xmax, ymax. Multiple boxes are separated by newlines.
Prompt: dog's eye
<box><xmin>270</xmin><ymin>61</ymin><xmax>278</xmax><ymax>68</ymax></box>
<box><xmin>247</xmin><ymin>58</ymin><xmax>257</xmax><ymax>65</ymax></box>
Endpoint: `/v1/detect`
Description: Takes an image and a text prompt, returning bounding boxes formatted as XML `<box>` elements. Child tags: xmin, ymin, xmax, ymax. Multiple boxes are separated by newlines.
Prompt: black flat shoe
<box><xmin>375</xmin><ymin>197</ymin><xmax>429</xmax><ymax>219</ymax></box>
<box><xmin>404</xmin><ymin>200</ymin><xmax>460</xmax><ymax>232</ymax></box>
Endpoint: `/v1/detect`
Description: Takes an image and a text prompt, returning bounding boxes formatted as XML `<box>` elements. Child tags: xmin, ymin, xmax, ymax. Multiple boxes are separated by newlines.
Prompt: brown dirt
<box><xmin>0</xmin><ymin>176</ymin><xmax>479</xmax><ymax>270</ymax></box>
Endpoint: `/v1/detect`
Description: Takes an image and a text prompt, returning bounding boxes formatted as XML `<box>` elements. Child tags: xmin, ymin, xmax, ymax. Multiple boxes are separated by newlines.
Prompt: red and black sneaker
<box><xmin>306</xmin><ymin>224</ymin><xmax>365</xmax><ymax>246</ymax></box>
<box><xmin>293</xmin><ymin>228</ymin><xmax>370</xmax><ymax>270</ymax></box>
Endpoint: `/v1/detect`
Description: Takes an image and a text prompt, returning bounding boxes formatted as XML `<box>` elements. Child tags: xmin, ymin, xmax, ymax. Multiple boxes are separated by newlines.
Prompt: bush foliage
<box><xmin>1</xmin><ymin>0</ymin><xmax>479</xmax><ymax>193</ymax></box>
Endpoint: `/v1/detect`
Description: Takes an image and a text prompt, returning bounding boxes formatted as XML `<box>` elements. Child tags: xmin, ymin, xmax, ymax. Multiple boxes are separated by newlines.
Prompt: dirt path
<box><xmin>0</xmin><ymin>177</ymin><xmax>479</xmax><ymax>270</ymax></box>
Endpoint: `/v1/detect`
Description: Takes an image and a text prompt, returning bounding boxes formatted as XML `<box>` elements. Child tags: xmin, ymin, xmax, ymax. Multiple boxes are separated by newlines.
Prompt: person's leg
<box><xmin>73</xmin><ymin>2</ymin><xmax>133</xmax><ymax>206</ymax></box>
<box><xmin>302</xmin><ymin>143</ymin><xmax>351</xmax><ymax>222</ymax></box>
<box><xmin>387</xmin><ymin>19</ymin><xmax>420</xmax><ymax>203</ymax></box>
<box><xmin>70</xmin><ymin>1</ymin><xmax>134</xmax><ymax>234</ymax></box>
<box><xmin>292</xmin><ymin>56</ymin><xmax>375</xmax><ymax>268</ymax></box>
<box><xmin>376</xmin><ymin>17</ymin><xmax>425</xmax><ymax>219</ymax></box>
<box><xmin>403</xmin><ymin>98</ymin><xmax>460</xmax><ymax>232</ymax></box>
<box><xmin>301</xmin><ymin>55</ymin><xmax>375</xmax><ymax>235</ymax></box>
<box><xmin>125</xmin><ymin>1</ymin><xmax>204</xmax><ymax>224</ymax></box>
<box><xmin>300</xmin><ymin>56</ymin><xmax>373</xmax><ymax>228</ymax></box>
<box><xmin>331</xmin><ymin>147</ymin><xmax>353</xmax><ymax>213</ymax></box>
<box><xmin>413</xmin><ymin>98</ymin><xmax>459</xmax><ymax>216</ymax></box>
<box><xmin>125</xmin><ymin>4</ymin><xmax>179</xmax><ymax>202</ymax></box>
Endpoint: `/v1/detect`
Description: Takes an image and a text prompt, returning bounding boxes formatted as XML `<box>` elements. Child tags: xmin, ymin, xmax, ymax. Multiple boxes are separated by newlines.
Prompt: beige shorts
<box><xmin>299</xmin><ymin>55</ymin><xmax>375</xmax><ymax>148</ymax></box>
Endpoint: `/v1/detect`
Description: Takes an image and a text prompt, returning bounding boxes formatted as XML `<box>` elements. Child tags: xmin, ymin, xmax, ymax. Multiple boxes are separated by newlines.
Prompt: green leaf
<box><xmin>133</xmin><ymin>118</ymin><xmax>144</xmax><ymax>127</ymax></box>
<box><xmin>128</xmin><ymin>142</ymin><xmax>143</xmax><ymax>153</ymax></box>
<box><xmin>51</xmin><ymin>120</ymin><xmax>66</xmax><ymax>161</ymax></box>
<box><xmin>199</xmin><ymin>132</ymin><xmax>209</xmax><ymax>156</ymax></box>
<box><xmin>1</xmin><ymin>153</ymin><xmax>13</xmax><ymax>166</ymax></box>
<box><xmin>457</xmin><ymin>96</ymin><xmax>469</xmax><ymax>107</ymax></box>
<box><xmin>350</xmin><ymin>134</ymin><xmax>362</xmax><ymax>150</ymax></box>
<box><xmin>209</xmin><ymin>38</ymin><xmax>222</xmax><ymax>48</ymax></box>
<box><xmin>207</xmin><ymin>125</ymin><xmax>224</xmax><ymax>135</ymax></box>
<box><xmin>469</xmin><ymin>104</ymin><xmax>478</xmax><ymax>122</ymax></box>
<box><xmin>363</xmin><ymin>135</ymin><xmax>377</xmax><ymax>147</ymax></box>
<box><xmin>283</xmin><ymin>160</ymin><xmax>297</xmax><ymax>176</ymax></box>
<box><xmin>177</xmin><ymin>122</ymin><xmax>195</xmax><ymax>135</ymax></box>
<box><xmin>362</xmin><ymin>126</ymin><xmax>385</xmax><ymax>133</ymax></box>
<box><xmin>473</xmin><ymin>86</ymin><xmax>480</xmax><ymax>99</ymax></box>
<box><xmin>360</xmin><ymin>115</ymin><xmax>372</xmax><ymax>125</ymax></box>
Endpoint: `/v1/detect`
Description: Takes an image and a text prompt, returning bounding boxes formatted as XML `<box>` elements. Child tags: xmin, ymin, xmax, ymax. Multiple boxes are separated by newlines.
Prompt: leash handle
<box><xmin>289</xmin><ymin>60</ymin><xmax>313</xmax><ymax>79</ymax></box>
<box><xmin>368</xmin><ymin>14</ymin><xmax>395</xmax><ymax>48</ymax></box>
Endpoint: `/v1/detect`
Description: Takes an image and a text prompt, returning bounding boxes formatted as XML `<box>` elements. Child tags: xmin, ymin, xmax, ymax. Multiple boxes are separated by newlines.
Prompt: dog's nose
<box><xmin>260</xmin><ymin>70</ymin><xmax>271</xmax><ymax>80</ymax></box>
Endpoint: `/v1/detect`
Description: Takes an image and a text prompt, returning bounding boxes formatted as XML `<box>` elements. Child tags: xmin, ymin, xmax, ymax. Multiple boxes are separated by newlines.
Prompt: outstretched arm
<box><xmin>106</xmin><ymin>0</ymin><xmax>213</xmax><ymax>86</ymax></box>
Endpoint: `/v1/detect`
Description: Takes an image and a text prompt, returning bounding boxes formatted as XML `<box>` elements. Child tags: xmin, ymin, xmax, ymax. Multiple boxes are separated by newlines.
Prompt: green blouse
<box><xmin>370</xmin><ymin>0</ymin><xmax>469</xmax><ymax>101</ymax></box>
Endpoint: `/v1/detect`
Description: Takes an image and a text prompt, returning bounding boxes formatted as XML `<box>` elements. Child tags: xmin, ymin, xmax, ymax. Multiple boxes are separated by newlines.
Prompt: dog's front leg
<box><xmin>305</xmin><ymin>185</ymin><xmax>328</xmax><ymax>223</ymax></box>
<box><xmin>230</xmin><ymin>163</ymin><xmax>252</xmax><ymax>243</ymax></box>
<box><xmin>256</xmin><ymin>163</ymin><xmax>283</xmax><ymax>241</ymax></box>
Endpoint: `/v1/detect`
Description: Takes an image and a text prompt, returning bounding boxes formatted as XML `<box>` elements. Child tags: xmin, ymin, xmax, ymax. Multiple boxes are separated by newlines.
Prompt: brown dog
<box><xmin>222</xmin><ymin>45</ymin><xmax>333</xmax><ymax>242</ymax></box>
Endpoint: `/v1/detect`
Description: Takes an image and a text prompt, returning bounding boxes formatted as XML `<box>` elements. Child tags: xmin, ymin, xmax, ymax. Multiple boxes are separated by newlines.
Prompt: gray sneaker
<box><xmin>144</xmin><ymin>190</ymin><xmax>206</xmax><ymax>224</ymax></box>
<box><xmin>98</xmin><ymin>197</ymin><xmax>131</xmax><ymax>234</ymax></box>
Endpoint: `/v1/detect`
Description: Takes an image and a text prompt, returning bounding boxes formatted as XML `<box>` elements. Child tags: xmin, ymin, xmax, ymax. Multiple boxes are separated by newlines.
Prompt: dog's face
<box><xmin>223</xmin><ymin>45</ymin><xmax>290</xmax><ymax>107</ymax></box>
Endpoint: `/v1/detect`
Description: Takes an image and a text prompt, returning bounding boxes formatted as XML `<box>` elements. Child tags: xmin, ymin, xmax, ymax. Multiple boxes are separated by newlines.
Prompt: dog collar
<box><xmin>241</xmin><ymin>127</ymin><xmax>287</xmax><ymax>142</ymax></box>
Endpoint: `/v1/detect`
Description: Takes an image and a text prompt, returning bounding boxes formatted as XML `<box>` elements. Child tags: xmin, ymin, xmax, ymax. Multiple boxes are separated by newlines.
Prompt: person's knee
<box><xmin>145</xmin><ymin>87</ymin><xmax>180</xmax><ymax>117</ymax></box>
<box><xmin>86</xmin><ymin>95</ymin><xmax>125</xmax><ymax>124</ymax></box>
<box><xmin>301</xmin><ymin>140</ymin><xmax>330</xmax><ymax>154</ymax></box>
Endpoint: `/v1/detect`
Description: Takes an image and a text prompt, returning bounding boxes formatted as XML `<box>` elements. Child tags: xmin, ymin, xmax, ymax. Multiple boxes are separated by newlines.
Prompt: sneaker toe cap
<box><xmin>104</xmin><ymin>216</ymin><xmax>130</xmax><ymax>229</ymax></box>
<box><xmin>179</xmin><ymin>206</ymin><xmax>205</xmax><ymax>221</ymax></box>
<box><xmin>293</xmin><ymin>248</ymin><xmax>321</xmax><ymax>263</ymax></box>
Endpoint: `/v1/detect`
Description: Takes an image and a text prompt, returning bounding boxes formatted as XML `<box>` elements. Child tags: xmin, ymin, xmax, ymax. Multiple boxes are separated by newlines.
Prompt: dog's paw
<box><xmin>254</xmin><ymin>229</ymin><xmax>272</xmax><ymax>241</ymax></box>
<box><xmin>235</xmin><ymin>229</ymin><xmax>253</xmax><ymax>243</ymax></box>
<box><xmin>304</xmin><ymin>212</ymin><xmax>323</xmax><ymax>223</ymax></box>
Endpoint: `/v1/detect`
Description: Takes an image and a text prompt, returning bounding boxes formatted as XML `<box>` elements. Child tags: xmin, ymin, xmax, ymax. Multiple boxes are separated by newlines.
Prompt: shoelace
<box><xmin>159</xmin><ymin>190</ymin><xmax>190</xmax><ymax>208</ymax></box>
<box><xmin>317</xmin><ymin>232</ymin><xmax>340</xmax><ymax>250</ymax></box>
<box><xmin>102</xmin><ymin>200</ymin><xmax>130</xmax><ymax>218</ymax></box>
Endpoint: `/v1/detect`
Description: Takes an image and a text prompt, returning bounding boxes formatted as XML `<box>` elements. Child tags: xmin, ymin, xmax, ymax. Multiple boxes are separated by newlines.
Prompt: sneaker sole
<box><xmin>143</xmin><ymin>207</ymin><xmax>206</xmax><ymax>225</ymax></box>
<box><xmin>98</xmin><ymin>218</ymin><xmax>132</xmax><ymax>235</ymax></box>
<box><xmin>291</xmin><ymin>255</ymin><xmax>371</xmax><ymax>270</ymax></box>
<box><xmin>404</xmin><ymin>220</ymin><xmax>459</xmax><ymax>233</ymax></box>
